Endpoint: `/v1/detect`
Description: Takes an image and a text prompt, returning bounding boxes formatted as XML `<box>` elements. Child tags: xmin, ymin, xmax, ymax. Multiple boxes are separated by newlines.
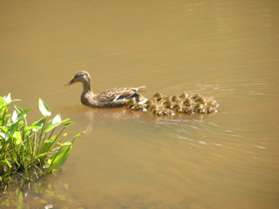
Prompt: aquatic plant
<box><xmin>0</xmin><ymin>94</ymin><xmax>79</xmax><ymax>191</ymax></box>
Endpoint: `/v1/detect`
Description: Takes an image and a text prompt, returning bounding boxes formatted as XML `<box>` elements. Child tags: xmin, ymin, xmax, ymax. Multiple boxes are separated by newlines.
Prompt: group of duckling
<box><xmin>127</xmin><ymin>92</ymin><xmax>219</xmax><ymax>117</ymax></box>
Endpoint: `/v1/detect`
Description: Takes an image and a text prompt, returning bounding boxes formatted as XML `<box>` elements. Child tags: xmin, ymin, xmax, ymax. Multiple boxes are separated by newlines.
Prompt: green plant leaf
<box><xmin>4</xmin><ymin>159</ymin><xmax>12</xmax><ymax>168</ymax></box>
<box><xmin>8</xmin><ymin>123</ymin><xmax>20</xmax><ymax>138</ymax></box>
<box><xmin>48</xmin><ymin>142</ymin><xmax>72</xmax><ymax>171</ymax></box>
<box><xmin>60</xmin><ymin>118</ymin><xmax>72</xmax><ymax>126</ymax></box>
<box><xmin>13</xmin><ymin>131</ymin><xmax>22</xmax><ymax>145</ymax></box>
<box><xmin>38</xmin><ymin>98</ymin><xmax>51</xmax><ymax>117</ymax></box>
<box><xmin>31</xmin><ymin>118</ymin><xmax>45</xmax><ymax>130</ymax></box>
<box><xmin>0</xmin><ymin>96</ymin><xmax>6</xmax><ymax>108</ymax></box>
<box><xmin>45</xmin><ymin>118</ymin><xmax>72</xmax><ymax>133</ymax></box>
<box><xmin>0</xmin><ymin>131</ymin><xmax>7</xmax><ymax>140</ymax></box>
<box><xmin>0</xmin><ymin>94</ymin><xmax>79</xmax><ymax>191</ymax></box>
<box><xmin>40</xmin><ymin>137</ymin><xmax>56</xmax><ymax>154</ymax></box>
<box><xmin>11</xmin><ymin>152</ymin><xmax>20</xmax><ymax>167</ymax></box>
<box><xmin>14</xmin><ymin>106</ymin><xmax>28</xmax><ymax>120</ymax></box>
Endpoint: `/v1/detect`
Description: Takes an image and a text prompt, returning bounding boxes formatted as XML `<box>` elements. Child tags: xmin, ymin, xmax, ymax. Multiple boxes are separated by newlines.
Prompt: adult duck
<box><xmin>68</xmin><ymin>71</ymin><xmax>146</xmax><ymax>107</ymax></box>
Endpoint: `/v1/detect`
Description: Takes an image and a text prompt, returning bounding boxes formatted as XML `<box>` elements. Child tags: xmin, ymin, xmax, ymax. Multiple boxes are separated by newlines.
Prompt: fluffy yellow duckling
<box><xmin>171</xmin><ymin>95</ymin><xmax>180</xmax><ymax>103</ymax></box>
<box><xmin>162</xmin><ymin>99</ymin><xmax>172</xmax><ymax>108</ymax></box>
<box><xmin>152</xmin><ymin>92</ymin><xmax>164</xmax><ymax>102</ymax></box>
<box><xmin>179</xmin><ymin>92</ymin><xmax>189</xmax><ymax>100</ymax></box>
<box><xmin>182</xmin><ymin>97</ymin><xmax>193</xmax><ymax>106</ymax></box>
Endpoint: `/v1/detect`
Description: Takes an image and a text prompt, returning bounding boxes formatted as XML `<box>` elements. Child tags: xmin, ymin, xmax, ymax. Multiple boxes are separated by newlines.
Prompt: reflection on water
<box><xmin>1</xmin><ymin>0</ymin><xmax>279</xmax><ymax>208</ymax></box>
<box><xmin>0</xmin><ymin>178</ymin><xmax>86</xmax><ymax>209</ymax></box>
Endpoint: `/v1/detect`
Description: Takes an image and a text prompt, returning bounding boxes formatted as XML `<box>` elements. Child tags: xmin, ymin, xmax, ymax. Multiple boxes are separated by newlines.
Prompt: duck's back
<box><xmin>93</xmin><ymin>87</ymin><xmax>144</xmax><ymax>107</ymax></box>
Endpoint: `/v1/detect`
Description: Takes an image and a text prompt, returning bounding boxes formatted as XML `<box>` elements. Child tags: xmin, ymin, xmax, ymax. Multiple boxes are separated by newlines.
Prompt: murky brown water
<box><xmin>1</xmin><ymin>0</ymin><xmax>279</xmax><ymax>208</ymax></box>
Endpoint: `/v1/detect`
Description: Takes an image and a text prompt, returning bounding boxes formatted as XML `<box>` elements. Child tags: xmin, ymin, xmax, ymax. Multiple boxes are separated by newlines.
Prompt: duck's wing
<box><xmin>131</xmin><ymin>85</ymin><xmax>146</xmax><ymax>92</ymax></box>
<box><xmin>95</xmin><ymin>87</ymin><xmax>144</xmax><ymax>103</ymax></box>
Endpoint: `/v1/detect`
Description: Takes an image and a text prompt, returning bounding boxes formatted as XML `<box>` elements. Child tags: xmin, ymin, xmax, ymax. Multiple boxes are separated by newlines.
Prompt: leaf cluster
<box><xmin>0</xmin><ymin>94</ymin><xmax>78</xmax><ymax>191</ymax></box>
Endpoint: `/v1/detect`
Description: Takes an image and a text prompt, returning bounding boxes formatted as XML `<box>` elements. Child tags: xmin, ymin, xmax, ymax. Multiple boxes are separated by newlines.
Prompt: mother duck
<box><xmin>68</xmin><ymin>71</ymin><xmax>146</xmax><ymax>107</ymax></box>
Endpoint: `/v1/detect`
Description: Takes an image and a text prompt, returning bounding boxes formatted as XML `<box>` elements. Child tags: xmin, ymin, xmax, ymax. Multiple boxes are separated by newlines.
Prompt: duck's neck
<box><xmin>80</xmin><ymin>80</ymin><xmax>95</xmax><ymax>106</ymax></box>
<box><xmin>82</xmin><ymin>80</ymin><xmax>93</xmax><ymax>94</ymax></box>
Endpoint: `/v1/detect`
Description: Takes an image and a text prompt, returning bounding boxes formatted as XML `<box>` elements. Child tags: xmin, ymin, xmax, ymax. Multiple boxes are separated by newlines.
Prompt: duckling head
<box><xmin>152</xmin><ymin>92</ymin><xmax>163</xmax><ymax>101</ymax></box>
<box><xmin>179</xmin><ymin>92</ymin><xmax>189</xmax><ymax>99</ymax></box>
<box><xmin>171</xmin><ymin>95</ymin><xmax>179</xmax><ymax>102</ymax></box>
<box><xmin>162</xmin><ymin>100</ymin><xmax>171</xmax><ymax>108</ymax></box>
<box><xmin>68</xmin><ymin>71</ymin><xmax>91</xmax><ymax>86</ymax></box>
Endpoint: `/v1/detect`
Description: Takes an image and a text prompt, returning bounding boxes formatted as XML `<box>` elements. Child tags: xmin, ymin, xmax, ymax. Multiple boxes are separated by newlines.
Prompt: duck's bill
<box><xmin>67</xmin><ymin>78</ymin><xmax>75</xmax><ymax>86</ymax></box>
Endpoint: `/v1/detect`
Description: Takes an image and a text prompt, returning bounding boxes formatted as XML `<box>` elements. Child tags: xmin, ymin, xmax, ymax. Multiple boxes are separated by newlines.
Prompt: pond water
<box><xmin>0</xmin><ymin>0</ymin><xmax>279</xmax><ymax>208</ymax></box>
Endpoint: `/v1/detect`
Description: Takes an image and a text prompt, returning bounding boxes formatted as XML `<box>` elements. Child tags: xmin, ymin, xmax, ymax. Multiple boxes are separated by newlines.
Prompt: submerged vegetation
<box><xmin>0</xmin><ymin>94</ymin><xmax>78</xmax><ymax>192</ymax></box>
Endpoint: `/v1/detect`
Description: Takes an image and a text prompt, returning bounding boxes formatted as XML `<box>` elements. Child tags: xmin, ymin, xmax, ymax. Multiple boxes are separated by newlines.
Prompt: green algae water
<box><xmin>0</xmin><ymin>0</ymin><xmax>279</xmax><ymax>208</ymax></box>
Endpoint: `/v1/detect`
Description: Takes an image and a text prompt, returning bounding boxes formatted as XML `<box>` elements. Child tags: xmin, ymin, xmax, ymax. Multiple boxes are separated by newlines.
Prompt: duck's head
<box><xmin>68</xmin><ymin>71</ymin><xmax>91</xmax><ymax>85</ymax></box>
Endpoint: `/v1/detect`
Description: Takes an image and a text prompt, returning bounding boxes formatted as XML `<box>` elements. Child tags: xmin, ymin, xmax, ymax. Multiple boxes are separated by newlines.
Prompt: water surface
<box><xmin>0</xmin><ymin>0</ymin><xmax>279</xmax><ymax>208</ymax></box>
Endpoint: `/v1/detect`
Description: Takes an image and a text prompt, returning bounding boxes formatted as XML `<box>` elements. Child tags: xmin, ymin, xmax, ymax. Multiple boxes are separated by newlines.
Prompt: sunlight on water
<box><xmin>0</xmin><ymin>0</ymin><xmax>279</xmax><ymax>208</ymax></box>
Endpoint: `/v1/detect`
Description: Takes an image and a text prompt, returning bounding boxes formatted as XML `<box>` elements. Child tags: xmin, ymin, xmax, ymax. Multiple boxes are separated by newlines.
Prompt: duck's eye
<box><xmin>76</xmin><ymin>74</ymin><xmax>83</xmax><ymax>78</ymax></box>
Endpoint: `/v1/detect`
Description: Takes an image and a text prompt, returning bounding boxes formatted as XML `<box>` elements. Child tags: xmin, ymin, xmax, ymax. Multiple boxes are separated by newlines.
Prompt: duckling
<box><xmin>194</xmin><ymin>104</ymin><xmax>207</xmax><ymax>114</ymax></box>
<box><xmin>148</xmin><ymin>103</ymin><xmax>157</xmax><ymax>111</ymax></box>
<box><xmin>207</xmin><ymin>106</ymin><xmax>218</xmax><ymax>114</ymax></box>
<box><xmin>207</xmin><ymin>99</ymin><xmax>219</xmax><ymax>108</ymax></box>
<box><xmin>162</xmin><ymin>99</ymin><xmax>172</xmax><ymax>108</ymax></box>
<box><xmin>182</xmin><ymin>106</ymin><xmax>194</xmax><ymax>114</ymax></box>
<box><xmin>191</xmin><ymin>94</ymin><xmax>206</xmax><ymax>104</ymax></box>
<box><xmin>152</xmin><ymin>107</ymin><xmax>164</xmax><ymax>116</ymax></box>
<box><xmin>172</xmin><ymin>103</ymin><xmax>184</xmax><ymax>113</ymax></box>
<box><xmin>193</xmin><ymin>103</ymin><xmax>201</xmax><ymax>112</ymax></box>
<box><xmin>152</xmin><ymin>92</ymin><xmax>164</xmax><ymax>102</ymax></box>
<box><xmin>144</xmin><ymin>100</ymin><xmax>152</xmax><ymax>109</ymax></box>
<box><xmin>163</xmin><ymin>96</ymin><xmax>171</xmax><ymax>103</ymax></box>
<box><xmin>163</xmin><ymin>108</ymin><xmax>176</xmax><ymax>116</ymax></box>
<box><xmin>126</xmin><ymin>98</ymin><xmax>137</xmax><ymax>109</ymax></box>
<box><xmin>132</xmin><ymin>102</ymin><xmax>148</xmax><ymax>112</ymax></box>
<box><xmin>126</xmin><ymin>95</ymin><xmax>150</xmax><ymax>112</ymax></box>
<box><xmin>179</xmin><ymin>92</ymin><xmax>189</xmax><ymax>100</ymax></box>
<box><xmin>151</xmin><ymin>107</ymin><xmax>159</xmax><ymax>115</ymax></box>
<box><xmin>150</xmin><ymin>102</ymin><xmax>163</xmax><ymax>114</ymax></box>
<box><xmin>191</xmin><ymin>94</ymin><xmax>202</xmax><ymax>101</ymax></box>
<box><xmin>171</xmin><ymin>95</ymin><xmax>180</xmax><ymax>103</ymax></box>
<box><xmin>199</xmin><ymin>106</ymin><xmax>207</xmax><ymax>114</ymax></box>
<box><xmin>183</xmin><ymin>97</ymin><xmax>193</xmax><ymax>106</ymax></box>
<box><xmin>197</xmin><ymin>97</ymin><xmax>206</xmax><ymax>104</ymax></box>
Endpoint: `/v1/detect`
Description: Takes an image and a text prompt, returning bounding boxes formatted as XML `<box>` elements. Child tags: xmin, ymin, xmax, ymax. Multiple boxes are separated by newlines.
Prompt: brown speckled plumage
<box><xmin>68</xmin><ymin>71</ymin><xmax>146</xmax><ymax>107</ymax></box>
